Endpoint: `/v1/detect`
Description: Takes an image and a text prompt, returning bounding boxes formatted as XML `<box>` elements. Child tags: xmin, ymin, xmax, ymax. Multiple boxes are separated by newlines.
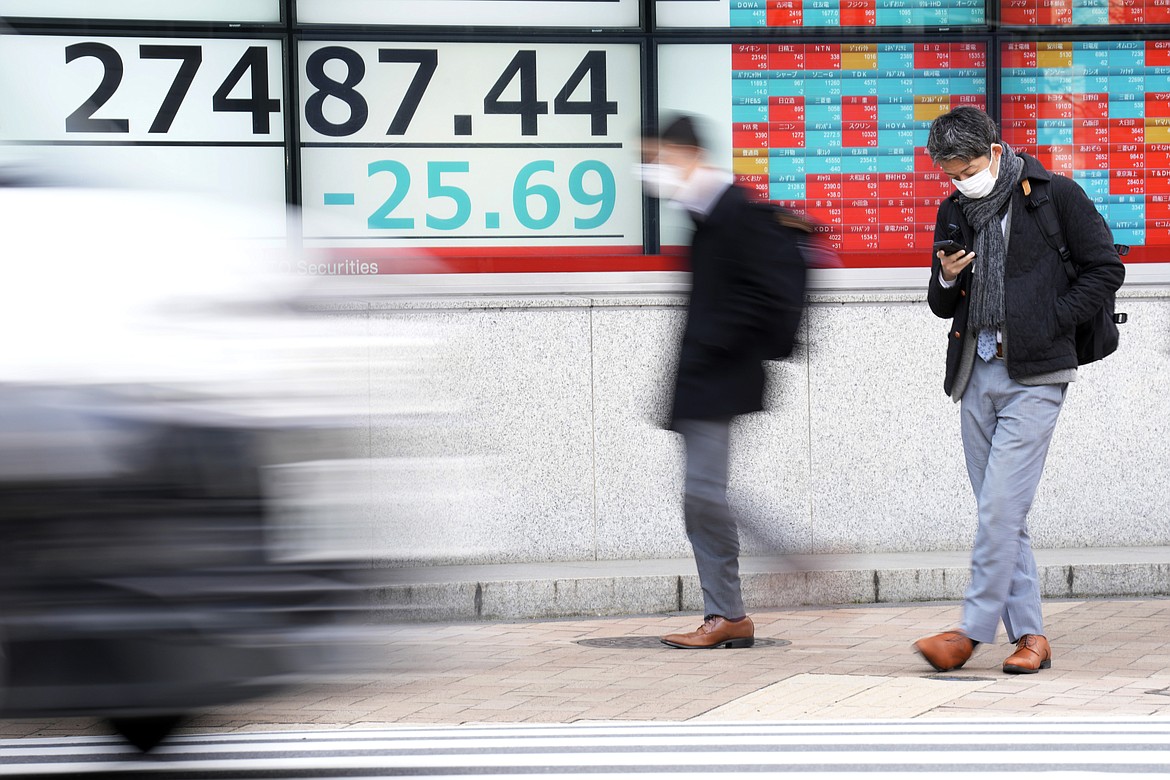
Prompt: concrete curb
<box><xmin>366</xmin><ymin>547</ymin><xmax>1170</xmax><ymax>622</ymax></box>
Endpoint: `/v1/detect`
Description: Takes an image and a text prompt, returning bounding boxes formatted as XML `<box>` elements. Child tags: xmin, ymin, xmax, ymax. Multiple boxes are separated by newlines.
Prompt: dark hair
<box><xmin>658</xmin><ymin>114</ymin><xmax>705</xmax><ymax>149</ymax></box>
<box><xmin>927</xmin><ymin>106</ymin><xmax>1000</xmax><ymax>163</ymax></box>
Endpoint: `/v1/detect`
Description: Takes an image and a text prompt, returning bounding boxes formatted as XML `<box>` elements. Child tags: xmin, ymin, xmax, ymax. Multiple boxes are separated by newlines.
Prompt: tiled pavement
<box><xmin>3</xmin><ymin>598</ymin><xmax>1170</xmax><ymax>739</ymax></box>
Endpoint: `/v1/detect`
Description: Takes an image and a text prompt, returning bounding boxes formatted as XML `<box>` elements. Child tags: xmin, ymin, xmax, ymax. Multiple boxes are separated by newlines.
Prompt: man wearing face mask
<box><xmin>640</xmin><ymin>115</ymin><xmax>804</xmax><ymax>650</ymax></box>
<box><xmin>914</xmin><ymin>107</ymin><xmax>1124</xmax><ymax>674</ymax></box>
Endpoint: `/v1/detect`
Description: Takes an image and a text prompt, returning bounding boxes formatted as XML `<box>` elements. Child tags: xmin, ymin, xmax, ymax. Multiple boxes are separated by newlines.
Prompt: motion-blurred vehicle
<box><xmin>0</xmin><ymin>172</ymin><xmax>383</xmax><ymax>751</ymax></box>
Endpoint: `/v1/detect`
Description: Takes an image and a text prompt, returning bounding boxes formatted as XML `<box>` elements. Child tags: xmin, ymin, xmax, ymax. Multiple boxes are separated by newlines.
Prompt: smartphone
<box><xmin>933</xmin><ymin>239</ymin><xmax>968</xmax><ymax>255</ymax></box>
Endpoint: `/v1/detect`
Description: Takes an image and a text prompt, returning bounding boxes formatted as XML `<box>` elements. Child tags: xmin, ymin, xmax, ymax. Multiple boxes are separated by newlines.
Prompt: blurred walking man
<box><xmin>915</xmin><ymin>107</ymin><xmax>1124</xmax><ymax>674</ymax></box>
<box><xmin>639</xmin><ymin>115</ymin><xmax>804</xmax><ymax>650</ymax></box>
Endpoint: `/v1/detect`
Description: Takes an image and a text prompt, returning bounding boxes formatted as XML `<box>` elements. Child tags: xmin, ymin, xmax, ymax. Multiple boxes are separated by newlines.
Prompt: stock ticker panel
<box><xmin>1001</xmin><ymin>40</ymin><xmax>1170</xmax><ymax>250</ymax></box>
<box><xmin>732</xmin><ymin>43</ymin><xmax>986</xmax><ymax>258</ymax></box>
<box><xmin>1000</xmin><ymin>0</ymin><xmax>1170</xmax><ymax>25</ymax></box>
<box><xmin>729</xmin><ymin>0</ymin><xmax>984</xmax><ymax>27</ymax></box>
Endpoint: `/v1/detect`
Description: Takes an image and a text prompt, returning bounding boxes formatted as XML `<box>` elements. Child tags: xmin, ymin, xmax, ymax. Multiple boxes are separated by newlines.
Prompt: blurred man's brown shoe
<box><xmin>1003</xmin><ymin>634</ymin><xmax>1051</xmax><ymax>674</ymax></box>
<box><xmin>661</xmin><ymin>615</ymin><xmax>754</xmax><ymax>649</ymax></box>
<box><xmin>914</xmin><ymin>630</ymin><xmax>975</xmax><ymax>672</ymax></box>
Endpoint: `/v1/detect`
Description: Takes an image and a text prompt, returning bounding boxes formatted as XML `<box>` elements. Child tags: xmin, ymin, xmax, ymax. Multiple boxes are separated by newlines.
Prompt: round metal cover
<box><xmin>575</xmin><ymin>636</ymin><xmax>790</xmax><ymax>649</ymax></box>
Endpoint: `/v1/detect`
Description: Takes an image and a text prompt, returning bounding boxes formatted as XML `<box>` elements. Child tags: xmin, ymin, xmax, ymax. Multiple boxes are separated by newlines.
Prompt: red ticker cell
<box><xmin>1073</xmin><ymin>97</ymin><xmax>1109</xmax><ymax>119</ymax></box>
<box><xmin>769</xmin><ymin>45</ymin><xmax>805</xmax><ymax>69</ymax></box>
<box><xmin>1147</xmin><ymin>228</ymin><xmax>1170</xmax><ymax>244</ymax></box>
<box><xmin>733</xmin><ymin>130</ymin><xmax>770</xmax><ymax>148</ymax></box>
<box><xmin>1110</xmin><ymin>150</ymin><xmax>1146</xmax><ymax>168</ymax></box>
<box><xmin>1111</xmin><ymin>171</ymin><xmax>1146</xmax><ymax>195</ymax></box>
<box><xmin>732</xmin><ymin>47</ymin><xmax>769</xmax><ymax>70</ymax></box>
<box><xmin>1074</xmin><ymin>150</ymin><xmax>1111</xmax><ymax>169</ymax></box>
<box><xmin>1147</xmin><ymin>196</ymin><xmax>1170</xmax><ymax>219</ymax></box>
<box><xmin>843</xmin><ymin>131</ymin><xmax>879</xmax><ymax>147</ymax></box>
<box><xmin>770</xmin><ymin>130</ymin><xmax>806</xmax><ymax>147</ymax></box>
<box><xmin>877</xmin><ymin>235</ymin><xmax>910</xmax><ymax>251</ymax></box>
<box><xmin>1110</xmin><ymin>119</ymin><xmax>1145</xmax><ymax>144</ymax></box>
<box><xmin>1074</xmin><ymin>121</ymin><xmax>1110</xmax><ymax>145</ymax></box>
<box><xmin>843</xmin><ymin>176</ymin><xmax>880</xmax><ymax>196</ymax></box>
<box><xmin>1148</xmin><ymin>41</ymin><xmax>1170</xmax><ymax>67</ymax></box>
<box><xmin>879</xmin><ymin>206</ymin><xmax>917</xmax><ymax>223</ymax></box>
<box><xmin>840</xmin><ymin>7</ymin><xmax>877</xmax><ymax>25</ymax></box>
<box><xmin>1037</xmin><ymin>149</ymin><xmax>1075</xmax><ymax>172</ymax></box>
<box><xmin>916</xmin><ymin>206</ymin><xmax>941</xmax><ymax>223</ymax></box>
<box><xmin>767</xmin><ymin>9</ymin><xmax>803</xmax><ymax>25</ymax></box>
<box><xmin>1002</xmin><ymin>42</ymin><xmax>1037</xmax><ymax>67</ymax></box>
<box><xmin>1038</xmin><ymin>97</ymin><xmax>1075</xmax><ymax>120</ymax></box>
<box><xmin>1147</xmin><ymin>171</ymin><xmax>1170</xmax><ymax>193</ymax></box>
<box><xmin>1036</xmin><ymin>0</ymin><xmax>1073</xmax><ymax>25</ymax></box>
<box><xmin>1003</xmin><ymin>96</ymin><xmax>1039</xmax><ymax>115</ymax></box>
<box><xmin>735</xmin><ymin>176</ymin><xmax>770</xmax><ymax>197</ymax></box>
<box><xmin>951</xmin><ymin>48</ymin><xmax>987</xmax><ymax>68</ymax></box>
<box><xmin>805</xmin><ymin>45</ymin><xmax>842</xmax><ymax>70</ymax></box>
<box><xmin>915</xmin><ymin>46</ymin><xmax>951</xmax><ymax>69</ymax></box>
<box><xmin>915</xmin><ymin>149</ymin><xmax>938</xmax><ymax>172</ymax></box>
<box><xmin>804</xmin><ymin>206</ymin><xmax>837</xmax><ymax>224</ymax></box>
<box><xmin>807</xmin><ymin>186</ymin><xmax>845</xmax><ymax>201</ymax></box>
<box><xmin>1000</xmin><ymin>4</ymin><xmax>1039</xmax><ymax>25</ymax></box>
<box><xmin>1148</xmin><ymin>145</ymin><xmax>1170</xmax><ymax>166</ymax></box>
<box><xmin>1109</xmin><ymin>4</ymin><xmax>1145</xmax><ymax>24</ymax></box>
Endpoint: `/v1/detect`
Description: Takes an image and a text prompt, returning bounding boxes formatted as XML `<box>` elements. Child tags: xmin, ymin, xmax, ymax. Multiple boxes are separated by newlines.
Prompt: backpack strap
<box><xmin>1022</xmin><ymin>179</ymin><xmax>1075</xmax><ymax>283</ymax></box>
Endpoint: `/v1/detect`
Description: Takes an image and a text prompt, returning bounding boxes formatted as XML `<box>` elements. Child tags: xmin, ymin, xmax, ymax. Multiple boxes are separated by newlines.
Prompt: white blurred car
<box><xmin>0</xmin><ymin>172</ymin><xmax>388</xmax><ymax>751</ymax></box>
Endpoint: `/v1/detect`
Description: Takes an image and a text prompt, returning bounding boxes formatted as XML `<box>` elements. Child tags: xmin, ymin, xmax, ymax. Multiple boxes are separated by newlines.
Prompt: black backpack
<box><xmin>1023</xmin><ymin>179</ymin><xmax>1127</xmax><ymax>365</ymax></box>
<box><xmin>749</xmin><ymin>203</ymin><xmax>814</xmax><ymax>360</ymax></box>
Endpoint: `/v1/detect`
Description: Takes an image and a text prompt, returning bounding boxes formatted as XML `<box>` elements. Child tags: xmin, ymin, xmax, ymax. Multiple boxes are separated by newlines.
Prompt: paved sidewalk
<box><xmin>2</xmin><ymin>598</ymin><xmax>1169</xmax><ymax>740</ymax></box>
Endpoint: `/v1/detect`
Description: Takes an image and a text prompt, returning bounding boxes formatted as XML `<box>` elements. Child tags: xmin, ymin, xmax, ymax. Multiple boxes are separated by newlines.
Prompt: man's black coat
<box><xmin>928</xmin><ymin>152</ymin><xmax>1126</xmax><ymax>395</ymax></box>
<box><xmin>670</xmin><ymin>184</ymin><xmax>804</xmax><ymax>423</ymax></box>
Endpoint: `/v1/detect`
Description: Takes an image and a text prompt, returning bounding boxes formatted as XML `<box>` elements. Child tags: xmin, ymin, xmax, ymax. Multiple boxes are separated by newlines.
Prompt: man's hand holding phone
<box><xmin>933</xmin><ymin>239</ymin><xmax>975</xmax><ymax>282</ymax></box>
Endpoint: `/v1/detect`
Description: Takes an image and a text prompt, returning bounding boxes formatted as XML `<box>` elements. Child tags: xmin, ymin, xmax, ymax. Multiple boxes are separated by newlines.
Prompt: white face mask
<box><xmin>635</xmin><ymin>163</ymin><xmax>685</xmax><ymax>201</ymax></box>
<box><xmin>953</xmin><ymin>150</ymin><xmax>998</xmax><ymax>199</ymax></box>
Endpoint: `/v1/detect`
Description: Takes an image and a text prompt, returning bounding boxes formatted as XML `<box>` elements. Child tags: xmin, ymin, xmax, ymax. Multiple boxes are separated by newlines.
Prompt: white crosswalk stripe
<box><xmin>2</xmin><ymin>720</ymin><xmax>1170</xmax><ymax>777</ymax></box>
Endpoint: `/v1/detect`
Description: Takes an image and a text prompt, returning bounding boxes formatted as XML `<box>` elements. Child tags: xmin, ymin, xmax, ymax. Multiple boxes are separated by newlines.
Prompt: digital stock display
<box><xmin>4</xmin><ymin>5</ymin><xmax>1168</xmax><ymax>282</ymax></box>
<box><xmin>656</xmin><ymin>0</ymin><xmax>982</xmax><ymax>26</ymax></box>
<box><xmin>1000</xmin><ymin>0</ymin><xmax>1170</xmax><ymax>25</ymax></box>
<box><xmin>729</xmin><ymin>0</ymin><xmax>984</xmax><ymax>27</ymax></box>
<box><xmin>730</xmin><ymin>42</ymin><xmax>986</xmax><ymax>259</ymax></box>
<box><xmin>1002</xmin><ymin>40</ymin><xmax>1170</xmax><ymax>255</ymax></box>
<box><xmin>297</xmin><ymin>42</ymin><xmax>643</xmax><ymax>272</ymax></box>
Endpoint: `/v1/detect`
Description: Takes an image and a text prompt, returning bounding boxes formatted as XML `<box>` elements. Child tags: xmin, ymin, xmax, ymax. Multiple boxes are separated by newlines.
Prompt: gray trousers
<box><xmin>675</xmin><ymin>418</ymin><xmax>745</xmax><ymax>619</ymax></box>
<box><xmin>959</xmin><ymin>358</ymin><xmax>1066</xmax><ymax>645</ymax></box>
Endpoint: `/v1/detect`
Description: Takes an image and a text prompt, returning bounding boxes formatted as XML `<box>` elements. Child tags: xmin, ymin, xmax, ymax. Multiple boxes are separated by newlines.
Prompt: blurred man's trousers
<box><xmin>676</xmin><ymin>417</ymin><xmax>744</xmax><ymax>620</ymax></box>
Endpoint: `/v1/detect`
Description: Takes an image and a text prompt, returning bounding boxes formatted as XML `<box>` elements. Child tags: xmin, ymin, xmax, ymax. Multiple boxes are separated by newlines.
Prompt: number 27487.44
<box><xmin>364</xmin><ymin>159</ymin><xmax>616</xmax><ymax>231</ymax></box>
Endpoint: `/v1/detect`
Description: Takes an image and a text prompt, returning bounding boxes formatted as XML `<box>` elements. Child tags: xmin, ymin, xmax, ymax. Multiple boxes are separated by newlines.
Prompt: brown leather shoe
<box><xmin>661</xmin><ymin>615</ymin><xmax>755</xmax><ymax>649</ymax></box>
<box><xmin>913</xmin><ymin>630</ymin><xmax>975</xmax><ymax>672</ymax></box>
<box><xmin>1003</xmin><ymin>634</ymin><xmax>1051</xmax><ymax>674</ymax></box>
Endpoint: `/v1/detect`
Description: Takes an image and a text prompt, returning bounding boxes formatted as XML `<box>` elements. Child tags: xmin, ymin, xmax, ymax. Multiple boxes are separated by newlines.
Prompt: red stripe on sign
<box><xmin>301</xmin><ymin>245</ymin><xmax>1154</xmax><ymax>275</ymax></box>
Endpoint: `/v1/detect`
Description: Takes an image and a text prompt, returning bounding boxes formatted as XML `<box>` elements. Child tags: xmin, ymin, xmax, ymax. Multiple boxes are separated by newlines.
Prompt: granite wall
<box><xmin>345</xmin><ymin>289</ymin><xmax>1170</xmax><ymax>566</ymax></box>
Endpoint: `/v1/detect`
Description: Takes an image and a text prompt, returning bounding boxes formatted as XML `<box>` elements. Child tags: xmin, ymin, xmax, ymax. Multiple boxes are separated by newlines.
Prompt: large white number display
<box><xmin>298</xmin><ymin>42</ymin><xmax>642</xmax><ymax>257</ymax></box>
<box><xmin>0</xmin><ymin>1</ymin><xmax>280</xmax><ymax>22</ymax></box>
<box><xmin>296</xmin><ymin>0</ymin><xmax>638</xmax><ymax>27</ymax></box>
<box><xmin>0</xmin><ymin>35</ymin><xmax>287</xmax><ymax>234</ymax></box>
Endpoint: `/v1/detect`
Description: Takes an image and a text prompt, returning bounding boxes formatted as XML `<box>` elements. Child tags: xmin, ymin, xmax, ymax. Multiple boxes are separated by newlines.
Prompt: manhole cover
<box><xmin>929</xmin><ymin>674</ymin><xmax>997</xmax><ymax>682</ymax></box>
<box><xmin>575</xmin><ymin>636</ymin><xmax>790</xmax><ymax>649</ymax></box>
